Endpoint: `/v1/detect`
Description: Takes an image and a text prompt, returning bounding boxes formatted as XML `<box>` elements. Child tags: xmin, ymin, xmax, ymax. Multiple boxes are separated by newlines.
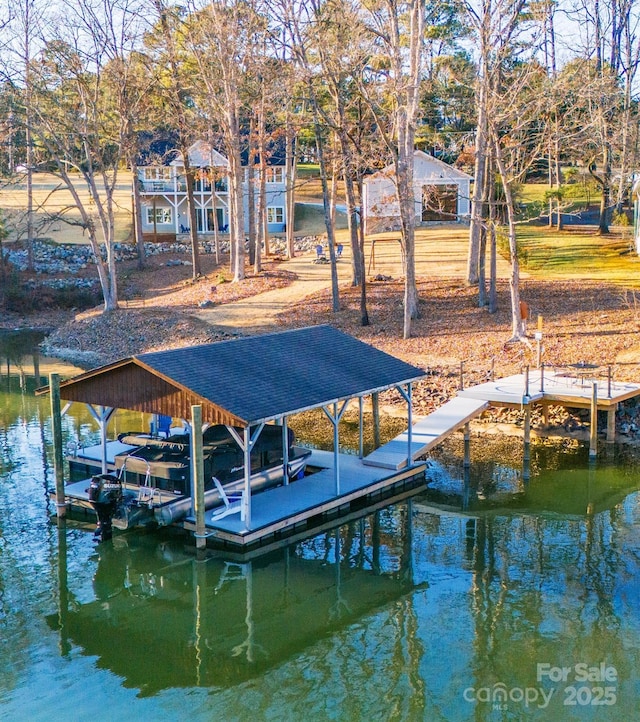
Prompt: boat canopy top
<box><xmin>37</xmin><ymin>325</ymin><xmax>426</xmax><ymax>426</ymax></box>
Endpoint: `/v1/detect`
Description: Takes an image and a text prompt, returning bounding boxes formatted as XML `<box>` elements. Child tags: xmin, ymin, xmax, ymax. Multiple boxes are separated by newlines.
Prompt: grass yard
<box><xmin>514</xmin><ymin>224</ymin><xmax>640</xmax><ymax>285</ymax></box>
<box><xmin>0</xmin><ymin>172</ymin><xmax>134</xmax><ymax>245</ymax></box>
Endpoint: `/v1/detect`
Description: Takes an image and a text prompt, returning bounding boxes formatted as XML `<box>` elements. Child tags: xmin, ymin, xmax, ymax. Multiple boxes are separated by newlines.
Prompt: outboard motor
<box><xmin>88</xmin><ymin>474</ymin><xmax>123</xmax><ymax>542</ymax></box>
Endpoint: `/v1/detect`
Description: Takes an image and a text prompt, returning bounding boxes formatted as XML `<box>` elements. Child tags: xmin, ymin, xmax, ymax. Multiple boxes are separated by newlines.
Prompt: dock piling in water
<box><xmin>49</xmin><ymin>373</ymin><xmax>66</xmax><ymax>519</ymax></box>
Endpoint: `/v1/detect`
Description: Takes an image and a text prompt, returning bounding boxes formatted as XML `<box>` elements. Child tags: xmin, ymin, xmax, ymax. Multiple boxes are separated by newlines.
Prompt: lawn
<box><xmin>514</xmin><ymin>224</ymin><xmax>640</xmax><ymax>285</ymax></box>
<box><xmin>0</xmin><ymin>172</ymin><xmax>134</xmax><ymax>245</ymax></box>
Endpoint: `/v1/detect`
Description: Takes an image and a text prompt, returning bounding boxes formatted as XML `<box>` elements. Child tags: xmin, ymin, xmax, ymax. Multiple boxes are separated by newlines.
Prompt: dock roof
<box><xmin>51</xmin><ymin>326</ymin><xmax>426</xmax><ymax>426</ymax></box>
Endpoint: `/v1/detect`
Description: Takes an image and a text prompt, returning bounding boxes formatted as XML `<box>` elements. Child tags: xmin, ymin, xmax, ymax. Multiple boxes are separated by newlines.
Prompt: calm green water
<box><xmin>1</xmin><ymin>344</ymin><xmax>639</xmax><ymax>721</ymax></box>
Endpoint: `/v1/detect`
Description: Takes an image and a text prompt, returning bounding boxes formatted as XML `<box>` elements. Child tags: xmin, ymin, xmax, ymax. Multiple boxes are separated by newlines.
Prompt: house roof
<box><xmin>363</xmin><ymin>150</ymin><xmax>473</xmax><ymax>184</ymax></box>
<box><xmin>46</xmin><ymin>326</ymin><xmax>426</xmax><ymax>427</ymax></box>
<box><xmin>171</xmin><ymin>140</ymin><xmax>229</xmax><ymax>169</ymax></box>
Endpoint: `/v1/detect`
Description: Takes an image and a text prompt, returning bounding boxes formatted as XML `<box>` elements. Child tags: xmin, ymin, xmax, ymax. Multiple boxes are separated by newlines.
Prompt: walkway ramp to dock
<box><xmin>363</xmin><ymin>397</ymin><xmax>489</xmax><ymax>470</ymax></box>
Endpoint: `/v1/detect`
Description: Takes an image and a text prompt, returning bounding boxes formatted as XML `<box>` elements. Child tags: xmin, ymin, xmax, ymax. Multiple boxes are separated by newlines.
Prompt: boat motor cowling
<box><xmin>88</xmin><ymin>474</ymin><xmax>123</xmax><ymax>542</ymax></box>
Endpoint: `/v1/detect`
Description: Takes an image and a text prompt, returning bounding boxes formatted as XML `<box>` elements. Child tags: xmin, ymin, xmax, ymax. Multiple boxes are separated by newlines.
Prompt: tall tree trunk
<box><xmin>468</xmin><ymin>42</ymin><xmax>488</xmax><ymax>287</ymax></box>
<box><xmin>285</xmin><ymin>120</ymin><xmax>297</xmax><ymax>258</ymax></box>
<box><xmin>247</xmin><ymin>115</ymin><xmax>257</xmax><ymax>268</ymax></box>
<box><xmin>182</xmin><ymin>157</ymin><xmax>202</xmax><ymax>277</ymax></box>
<box><xmin>228</xmin><ymin>128</ymin><xmax>245</xmax><ymax>282</ymax></box>
<box><xmin>311</xmin><ymin>94</ymin><xmax>339</xmax><ymax>312</ymax></box>
<box><xmin>492</xmin><ymin>131</ymin><xmax>524</xmax><ymax>339</ymax></box>
<box><xmin>130</xmin><ymin>156</ymin><xmax>146</xmax><ymax>270</ymax></box>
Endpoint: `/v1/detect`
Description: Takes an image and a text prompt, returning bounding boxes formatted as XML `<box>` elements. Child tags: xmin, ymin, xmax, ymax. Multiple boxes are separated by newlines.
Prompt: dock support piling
<box><xmin>358</xmin><ymin>397</ymin><xmax>364</xmax><ymax>459</ymax></box>
<box><xmin>190</xmin><ymin>405</ymin><xmax>206</xmax><ymax>549</ymax></box>
<box><xmin>590</xmin><ymin>383</ymin><xmax>598</xmax><ymax>458</ymax></box>
<box><xmin>523</xmin><ymin>403</ymin><xmax>531</xmax><ymax>481</ymax></box>
<box><xmin>606</xmin><ymin>406</ymin><xmax>616</xmax><ymax>444</ymax></box>
<box><xmin>282</xmin><ymin>417</ymin><xmax>290</xmax><ymax>485</ymax></box>
<box><xmin>463</xmin><ymin>423</ymin><xmax>471</xmax><ymax>469</ymax></box>
<box><xmin>50</xmin><ymin>373</ymin><xmax>66</xmax><ymax>519</ymax></box>
<box><xmin>372</xmin><ymin>393</ymin><xmax>380</xmax><ymax>450</ymax></box>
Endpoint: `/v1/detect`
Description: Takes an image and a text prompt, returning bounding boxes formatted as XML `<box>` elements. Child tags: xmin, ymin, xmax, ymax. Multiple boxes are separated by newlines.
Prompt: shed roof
<box><xmin>363</xmin><ymin>149</ymin><xmax>473</xmax><ymax>184</ymax></box>
<box><xmin>50</xmin><ymin>326</ymin><xmax>426</xmax><ymax>426</ymax></box>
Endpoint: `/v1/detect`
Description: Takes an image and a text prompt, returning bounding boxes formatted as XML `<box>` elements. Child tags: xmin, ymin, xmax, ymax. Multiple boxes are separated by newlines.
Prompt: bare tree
<box><xmin>28</xmin><ymin>0</ymin><xmax>149</xmax><ymax>311</ymax></box>
<box><xmin>186</xmin><ymin>0</ymin><xmax>269</xmax><ymax>282</ymax></box>
<box><xmin>148</xmin><ymin>0</ymin><xmax>203</xmax><ymax>276</ymax></box>
<box><xmin>360</xmin><ymin>0</ymin><xmax>425</xmax><ymax>338</ymax></box>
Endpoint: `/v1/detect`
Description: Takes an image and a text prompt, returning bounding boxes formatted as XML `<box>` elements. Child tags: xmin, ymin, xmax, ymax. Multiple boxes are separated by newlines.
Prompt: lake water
<box><xmin>0</xmin><ymin>342</ymin><xmax>639</xmax><ymax>721</ymax></box>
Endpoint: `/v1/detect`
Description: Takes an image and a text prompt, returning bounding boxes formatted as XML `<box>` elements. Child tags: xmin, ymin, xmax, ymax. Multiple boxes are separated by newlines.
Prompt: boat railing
<box><xmin>119</xmin><ymin>454</ymin><xmax>160</xmax><ymax>507</ymax></box>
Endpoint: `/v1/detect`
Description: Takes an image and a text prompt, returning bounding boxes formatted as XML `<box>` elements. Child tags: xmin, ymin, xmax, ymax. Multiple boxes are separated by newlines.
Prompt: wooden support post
<box><xmin>33</xmin><ymin>351</ymin><xmax>41</xmax><ymax>387</ymax></box>
<box><xmin>372</xmin><ymin>392</ymin><xmax>380</xmax><ymax>450</ymax></box>
<box><xmin>57</xmin><ymin>522</ymin><xmax>70</xmax><ymax>655</ymax></box>
<box><xmin>333</xmin><ymin>402</ymin><xmax>340</xmax><ymax>495</ymax></box>
<box><xmin>590</xmin><ymin>383</ymin><xmax>598</xmax><ymax>459</ymax></box>
<box><xmin>100</xmin><ymin>409</ymin><xmax>109</xmax><ymax>474</ymax></box>
<box><xmin>523</xmin><ymin>403</ymin><xmax>531</xmax><ymax>482</ymax></box>
<box><xmin>459</xmin><ymin>360</ymin><xmax>465</xmax><ymax>391</ymax></box>
<box><xmin>243</xmin><ymin>426</ymin><xmax>252</xmax><ymax>524</ymax></box>
<box><xmin>49</xmin><ymin>373</ymin><xmax>66</xmax><ymax>519</ymax></box>
<box><xmin>463</xmin><ymin>423</ymin><xmax>471</xmax><ymax>469</ymax></box>
<box><xmin>406</xmin><ymin>383</ymin><xmax>413</xmax><ymax>468</ymax></box>
<box><xmin>358</xmin><ymin>396</ymin><xmax>364</xmax><ymax>459</ymax></box>
<box><xmin>190</xmin><ymin>405</ymin><xmax>206</xmax><ymax>549</ymax></box>
<box><xmin>282</xmin><ymin>417</ymin><xmax>290</xmax><ymax>485</ymax></box>
<box><xmin>606</xmin><ymin>406</ymin><xmax>616</xmax><ymax>444</ymax></box>
<box><xmin>542</xmin><ymin>403</ymin><xmax>549</xmax><ymax>429</ymax></box>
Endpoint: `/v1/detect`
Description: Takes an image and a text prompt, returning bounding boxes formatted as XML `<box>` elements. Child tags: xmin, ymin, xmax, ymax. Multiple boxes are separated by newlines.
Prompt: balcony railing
<box><xmin>139</xmin><ymin>179</ymin><xmax>227</xmax><ymax>194</ymax></box>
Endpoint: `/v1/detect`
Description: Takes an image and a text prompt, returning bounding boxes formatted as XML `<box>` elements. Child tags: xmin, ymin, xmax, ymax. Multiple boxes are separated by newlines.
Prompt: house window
<box><xmin>265</xmin><ymin>167</ymin><xmax>284</xmax><ymax>183</ymax></box>
<box><xmin>267</xmin><ymin>207</ymin><xmax>284</xmax><ymax>224</ymax></box>
<box><xmin>143</xmin><ymin>167</ymin><xmax>172</xmax><ymax>181</ymax></box>
<box><xmin>146</xmin><ymin>207</ymin><xmax>172</xmax><ymax>225</ymax></box>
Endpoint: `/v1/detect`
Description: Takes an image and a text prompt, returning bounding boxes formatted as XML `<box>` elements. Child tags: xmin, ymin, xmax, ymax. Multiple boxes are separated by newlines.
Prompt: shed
<box><xmin>362</xmin><ymin>150</ymin><xmax>472</xmax><ymax>234</ymax></box>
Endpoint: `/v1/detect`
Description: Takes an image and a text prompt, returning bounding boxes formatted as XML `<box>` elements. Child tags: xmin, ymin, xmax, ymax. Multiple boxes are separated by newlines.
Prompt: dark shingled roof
<box><xmin>51</xmin><ymin>326</ymin><xmax>425</xmax><ymax>426</ymax></box>
<box><xmin>136</xmin><ymin>325</ymin><xmax>425</xmax><ymax>424</ymax></box>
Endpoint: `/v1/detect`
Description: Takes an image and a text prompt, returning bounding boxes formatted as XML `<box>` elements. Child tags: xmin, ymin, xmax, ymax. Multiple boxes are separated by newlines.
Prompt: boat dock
<box><xmin>184</xmin><ymin>450</ymin><xmax>426</xmax><ymax>548</ymax></box>
<box><xmin>363</xmin><ymin>397</ymin><xmax>490</xmax><ymax>470</ymax></box>
<box><xmin>39</xmin><ymin>326</ymin><xmax>640</xmax><ymax>551</ymax></box>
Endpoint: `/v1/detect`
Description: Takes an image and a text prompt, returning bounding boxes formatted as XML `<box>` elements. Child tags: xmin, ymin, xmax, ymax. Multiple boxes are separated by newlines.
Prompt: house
<box><xmin>362</xmin><ymin>150</ymin><xmax>472</xmax><ymax>235</ymax></box>
<box><xmin>137</xmin><ymin>139</ymin><xmax>287</xmax><ymax>241</ymax></box>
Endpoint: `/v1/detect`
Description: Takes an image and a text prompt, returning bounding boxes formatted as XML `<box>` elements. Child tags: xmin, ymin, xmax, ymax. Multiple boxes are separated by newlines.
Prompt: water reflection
<box><xmin>1</xmin><ymin>343</ymin><xmax>640</xmax><ymax>719</ymax></box>
<box><xmin>50</xmin><ymin>509</ymin><xmax>421</xmax><ymax>696</ymax></box>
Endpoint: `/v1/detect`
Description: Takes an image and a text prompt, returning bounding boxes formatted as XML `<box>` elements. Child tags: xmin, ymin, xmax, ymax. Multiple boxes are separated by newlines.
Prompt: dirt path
<box><xmin>194</xmin><ymin>228</ymin><xmax>516</xmax><ymax>331</ymax></box>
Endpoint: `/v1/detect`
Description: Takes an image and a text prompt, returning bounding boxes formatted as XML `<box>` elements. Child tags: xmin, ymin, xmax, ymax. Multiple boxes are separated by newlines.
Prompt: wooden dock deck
<box><xmin>457</xmin><ymin>371</ymin><xmax>640</xmax><ymax>409</ymax></box>
<box><xmin>60</xmin><ymin>368</ymin><xmax>640</xmax><ymax>550</ymax></box>
<box><xmin>183</xmin><ymin>450</ymin><xmax>427</xmax><ymax>548</ymax></box>
<box><xmin>363</xmin><ymin>397</ymin><xmax>490</xmax><ymax>470</ymax></box>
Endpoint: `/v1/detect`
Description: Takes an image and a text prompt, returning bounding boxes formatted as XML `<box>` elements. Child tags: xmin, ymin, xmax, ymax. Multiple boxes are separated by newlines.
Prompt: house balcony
<box><xmin>138</xmin><ymin>180</ymin><xmax>228</xmax><ymax>194</ymax></box>
<box><xmin>139</xmin><ymin>180</ymin><xmax>186</xmax><ymax>194</ymax></box>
